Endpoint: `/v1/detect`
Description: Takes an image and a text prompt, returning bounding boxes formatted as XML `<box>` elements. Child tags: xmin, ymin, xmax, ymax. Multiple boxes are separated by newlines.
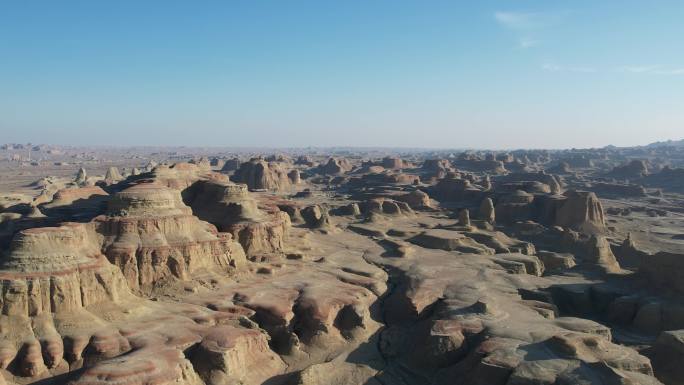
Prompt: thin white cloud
<box><xmin>518</xmin><ymin>38</ymin><xmax>539</xmax><ymax>49</ymax></box>
<box><xmin>494</xmin><ymin>12</ymin><xmax>538</xmax><ymax>29</ymax></box>
<box><xmin>495</xmin><ymin>11</ymin><xmax>568</xmax><ymax>49</ymax></box>
<box><xmin>494</xmin><ymin>11</ymin><xmax>568</xmax><ymax>30</ymax></box>
<box><xmin>618</xmin><ymin>65</ymin><xmax>660</xmax><ymax>73</ymax></box>
<box><xmin>619</xmin><ymin>65</ymin><xmax>684</xmax><ymax>75</ymax></box>
<box><xmin>542</xmin><ymin>63</ymin><xmax>597</xmax><ymax>73</ymax></box>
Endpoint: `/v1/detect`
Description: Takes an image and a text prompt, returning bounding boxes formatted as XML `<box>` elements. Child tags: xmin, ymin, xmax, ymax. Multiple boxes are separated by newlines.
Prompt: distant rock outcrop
<box><xmin>553</xmin><ymin>191</ymin><xmax>606</xmax><ymax>233</ymax></box>
<box><xmin>608</xmin><ymin>159</ymin><xmax>649</xmax><ymax>179</ymax></box>
<box><xmin>395</xmin><ymin>190</ymin><xmax>432</xmax><ymax>209</ymax></box>
<box><xmin>478</xmin><ymin>197</ymin><xmax>495</xmax><ymax>224</ymax></box>
<box><xmin>317</xmin><ymin>158</ymin><xmax>353</xmax><ymax>175</ymax></box>
<box><xmin>104</xmin><ymin>166</ymin><xmax>122</xmax><ymax>185</ymax></box>
<box><xmin>75</xmin><ymin>167</ymin><xmax>87</xmax><ymax>185</ymax></box>
<box><xmin>231</xmin><ymin>158</ymin><xmax>299</xmax><ymax>191</ymax></box>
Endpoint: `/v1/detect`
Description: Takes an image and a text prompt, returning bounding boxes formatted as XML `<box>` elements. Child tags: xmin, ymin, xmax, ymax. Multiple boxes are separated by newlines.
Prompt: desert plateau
<box><xmin>0</xmin><ymin>142</ymin><xmax>683</xmax><ymax>385</ymax></box>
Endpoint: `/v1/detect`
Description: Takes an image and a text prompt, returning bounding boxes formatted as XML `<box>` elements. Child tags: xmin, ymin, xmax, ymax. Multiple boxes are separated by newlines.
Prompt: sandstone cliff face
<box><xmin>0</xmin><ymin>223</ymin><xmax>137</xmax><ymax>381</ymax></box>
<box><xmin>96</xmin><ymin>182</ymin><xmax>246</xmax><ymax>293</ymax></box>
<box><xmin>0</xmin><ymin>223</ymin><xmax>131</xmax><ymax>318</ymax></box>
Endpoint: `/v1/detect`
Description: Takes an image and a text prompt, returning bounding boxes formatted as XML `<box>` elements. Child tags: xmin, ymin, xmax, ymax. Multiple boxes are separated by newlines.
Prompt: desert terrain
<box><xmin>1</xmin><ymin>141</ymin><xmax>684</xmax><ymax>385</ymax></box>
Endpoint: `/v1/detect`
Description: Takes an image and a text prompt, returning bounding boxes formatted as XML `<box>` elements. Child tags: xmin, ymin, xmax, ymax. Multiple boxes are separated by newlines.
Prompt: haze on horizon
<box><xmin>1</xmin><ymin>1</ymin><xmax>683</xmax><ymax>149</ymax></box>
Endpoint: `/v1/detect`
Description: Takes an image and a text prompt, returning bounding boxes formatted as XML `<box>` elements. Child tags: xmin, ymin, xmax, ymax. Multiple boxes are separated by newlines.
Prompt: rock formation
<box><xmin>231</xmin><ymin>158</ymin><xmax>299</xmax><ymax>191</ymax></box>
<box><xmin>183</xmin><ymin>179</ymin><xmax>290</xmax><ymax>255</ymax></box>
<box><xmin>75</xmin><ymin>167</ymin><xmax>87</xmax><ymax>185</ymax></box>
<box><xmin>608</xmin><ymin>159</ymin><xmax>649</xmax><ymax>179</ymax></box>
<box><xmin>317</xmin><ymin>157</ymin><xmax>353</xmax><ymax>175</ymax></box>
<box><xmin>478</xmin><ymin>197</ymin><xmax>495</xmax><ymax>223</ymax></box>
<box><xmin>104</xmin><ymin>166</ymin><xmax>122</xmax><ymax>185</ymax></box>
<box><xmin>96</xmin><ymin>181</ymin><xmax>246</xmax><ymax>292</ymax></box>
<box><xmin>396</xmin><ymin>190</ymin><xmax>432</xmax><ymax>209</ymax></box>
<box><xmin>221</xmin><ymin>157</ymin><xmax>241</xmax><ymax>172</ymax></box>
<box><xmin>553</xmin><ymin>190</ymin><xmax>606</xmax><ymax>233</ymax></box>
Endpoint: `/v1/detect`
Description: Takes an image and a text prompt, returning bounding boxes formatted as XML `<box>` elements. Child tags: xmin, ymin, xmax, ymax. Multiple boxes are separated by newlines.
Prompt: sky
<box><xmin>1</xmin><ymin>1</ymin><xmax>683</xmax><ymax>149</ymax></box>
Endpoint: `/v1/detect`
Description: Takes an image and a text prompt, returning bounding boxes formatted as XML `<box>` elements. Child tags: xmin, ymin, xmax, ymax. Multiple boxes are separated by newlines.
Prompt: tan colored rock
<box><xmin>0</xmin><ymin>223</ymin><xmax>133</xmax><ymax>317</ymax></box>
<box><xmin>75</xmin><ymin>167</ymin><xmax>87</xmax><ymax>185</ymax></box>
<box><xmin>104</xmin><ymin>166</ymin><xmax>122</xmax><ymax>185</ymax></box>
<box><xmin>409</xmin><ymin>229</ymin><xmax>494</xmax><ymax>254</ymax></box>
<box><xmin>231</xmin><ymin>158</ymin><xmax>296</xmax><ymax>191</ymax></box>
<box><xmin>189</xmin><ymin>326</ymin><xmax>286</xmax><ymax>385</ymax></box>
<box><xmin>478</xmin><ymin>197</ymin><xmax>495</xmax><ymax>223</ymax></box>
<box><xmin>554</xmin><ymin>191</ymin><xmax>606</xmax><ymax>233</ymax></box>
<box><xmin>396</xmin><ymin>190</ymin><xmax>432</xmax><ymax>209</ymax></box>
<box><xmin>458</xmin><ymin>208</ymin><xmax>471</xmax><ymax>227</ymax></box>
<box><xmin>584</xmin><ymin>235</ymin><xmax>621</xmax><ymax>273</ymax></box>
<box><xmin>318</xmin><ymin>158</ymin><xmax>353</xmax><ymax>175</ymax></box>
<box><xmin>97</xmin><ymin>182</ymin><xmax>246</xmax><ymax>292</ymax></box>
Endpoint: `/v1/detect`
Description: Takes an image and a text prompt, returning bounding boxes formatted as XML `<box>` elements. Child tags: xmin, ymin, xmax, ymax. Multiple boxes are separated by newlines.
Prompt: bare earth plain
<box><xmin>1</xmin><ymin>142</ymin><xmax>684</xmax><ymax>385</ymax></box>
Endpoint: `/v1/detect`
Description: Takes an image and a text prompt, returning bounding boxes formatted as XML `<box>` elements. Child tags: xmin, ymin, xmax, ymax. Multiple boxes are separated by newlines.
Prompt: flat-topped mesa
<box><xmin>107</xmin><ymin>181</ymin><xmax>190</xmax><ymax>217</ymax></box>
<box><xmin>2</xmin><ymin>223</ymin><xmax>101</xmax><ymax>273</ymax></box>
<box><xmin>39</xmin><ymin>186</ymin><xmax>110</xmax><ymax>221</ymax></box>
<box><xmin>0</xmin><ymin>223</ymin><xmax>131</xmax><ymax>317</ymax></box>
<box><xmin>95</xmin><ymin>182</ymin><xmax>246</xmax><ymax>293</ymax></box>
<box><xmin>230</xmin><ymin>158</ymin><xmax>299</xmax><ymax>192</ymax></box>
<box><xmin>185</xmin><ymin>180</ymin><xmax>264</xmax><ymax>223</ymax></box>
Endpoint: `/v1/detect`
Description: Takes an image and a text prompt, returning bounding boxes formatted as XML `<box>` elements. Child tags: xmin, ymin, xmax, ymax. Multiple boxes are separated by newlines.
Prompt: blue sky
<box><xmin>1</xmin><ymin>1</ymin><xmax>682</xmax><ymax>149</ymax></box>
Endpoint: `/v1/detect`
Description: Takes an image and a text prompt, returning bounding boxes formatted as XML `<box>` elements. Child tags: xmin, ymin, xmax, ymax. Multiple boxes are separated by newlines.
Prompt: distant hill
<box><xmin>645</xmin><ymin>138</ymin><xmax>684</xmax><ymax>148</ymax></box>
